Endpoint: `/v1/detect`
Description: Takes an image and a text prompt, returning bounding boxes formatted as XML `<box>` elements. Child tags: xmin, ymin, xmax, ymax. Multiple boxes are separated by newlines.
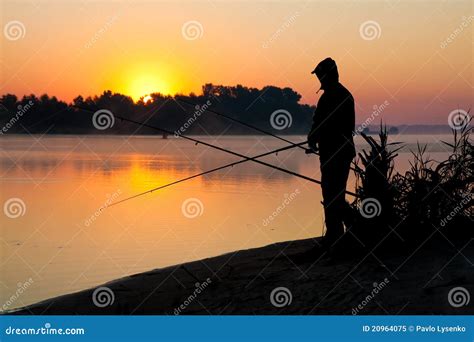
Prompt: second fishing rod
<box><xmin>176</xmin><ymin>97</ymin><xmax>314</xmax><ymax>155</ymax></box>
<box><xmin>176</xmin><ymin>98</ymin><xmax>357</xmax><ymax>172</ymax></box>
<box><xmin>74</xmin><ymin>106</ymin><xmax>328</xmax><ymax>187</ymax></box>
<box><xmin>109</xmin><ymin>141</ymin><xmax>309</xmax><ymax>207</ymax></box>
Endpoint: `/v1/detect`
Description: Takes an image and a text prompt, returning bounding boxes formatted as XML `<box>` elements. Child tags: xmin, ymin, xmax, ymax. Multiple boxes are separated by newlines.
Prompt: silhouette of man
<box><xmin>308</xmin><ymin>58</ymin><xmax>355</xmax><ymax>246</ymax></box>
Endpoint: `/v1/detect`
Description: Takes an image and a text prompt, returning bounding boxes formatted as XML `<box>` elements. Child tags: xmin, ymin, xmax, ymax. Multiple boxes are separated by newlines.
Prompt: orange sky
<box><xmin>1</xmin><ymin>0</ymin><xmax>472</xmax><ymax>124</ymax></box>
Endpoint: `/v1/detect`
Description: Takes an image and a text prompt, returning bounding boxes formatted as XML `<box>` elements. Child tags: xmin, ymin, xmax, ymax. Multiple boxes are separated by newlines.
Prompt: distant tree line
<box><xmin>0</xmin><ymin>84</ymin><xmax>314</xmax><ymax>135</ymax></box>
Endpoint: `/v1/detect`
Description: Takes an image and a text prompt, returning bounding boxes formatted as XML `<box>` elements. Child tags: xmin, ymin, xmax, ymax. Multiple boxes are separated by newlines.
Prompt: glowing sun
<box><xmin>129</xmin><ymin>74</ymin><xmax>170</xmax><ymax>101</ymax></box>
<box><xmin>143</xmin><ymin>94</ymin><xmax>153</xmax><ymax>103</ymax></box>
<box><xmin>109</xmin><ymin>63</ymin><xmax>180</xmax><ymax>102</ymax></box>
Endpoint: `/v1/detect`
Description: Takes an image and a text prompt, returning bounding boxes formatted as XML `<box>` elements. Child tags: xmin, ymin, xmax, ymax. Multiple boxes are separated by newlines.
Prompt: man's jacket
<box><xmin>308</xmin><ymin>82</ymin><xmax>356</xmax><ymax>162</ymax></box>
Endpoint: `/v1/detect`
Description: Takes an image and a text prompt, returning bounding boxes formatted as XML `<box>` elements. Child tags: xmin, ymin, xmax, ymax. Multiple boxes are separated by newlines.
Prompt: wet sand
<box><xmin>10</xmin><ymin>236</ymin><xmax>474</xmax><ymax>315</ymax></box>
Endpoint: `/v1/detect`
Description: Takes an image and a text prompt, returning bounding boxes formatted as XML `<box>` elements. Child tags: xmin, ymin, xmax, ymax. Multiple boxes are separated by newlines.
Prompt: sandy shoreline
<box><xmin>10</xmin><ymin>235</ymin><xmax>474</xmax><ymax>315</ymax></box>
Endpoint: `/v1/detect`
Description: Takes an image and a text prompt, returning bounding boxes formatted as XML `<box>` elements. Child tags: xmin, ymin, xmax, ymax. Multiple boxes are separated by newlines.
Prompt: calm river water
<box><xmin>0</xmin><ymin>134</ymin><xmax>452</xmax><ymax>309</ymax></box>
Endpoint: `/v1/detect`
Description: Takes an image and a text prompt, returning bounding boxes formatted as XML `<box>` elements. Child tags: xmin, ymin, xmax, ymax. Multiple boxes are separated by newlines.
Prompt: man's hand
<box><xmin>307</xmin><ymin>132</ymin><xmax>318</xmax><ymax>151</ymax></box>
<box><xmin>306</xmin><ymin>136</ymin><xmax>318</xmax><ymax>153</ymax></box>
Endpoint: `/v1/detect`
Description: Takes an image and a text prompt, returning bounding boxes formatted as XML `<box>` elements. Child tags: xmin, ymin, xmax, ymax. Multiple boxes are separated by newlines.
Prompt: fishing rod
<box><xmin>108</xmin><ymin>141</ymin><xmax>311</xmax><ymax>207</ymax></box>
<box><xmin>74</xmin><ymin>106</ymin><xmax>326</xmax><ymax>186</ymax></box>
<box><xmin>176</xmin><ymin>98</ymin><xmax>357</xmax><ymax>172</ymax></box>
<box><xmin>176</xmin><ymin>98</ymin><xmax>315</xmax><ymax>154</ymax></box>
<box><xmin>73</xmin><ymin>106</ymin><xmax>359</xmax><ymax>206</ymax></box>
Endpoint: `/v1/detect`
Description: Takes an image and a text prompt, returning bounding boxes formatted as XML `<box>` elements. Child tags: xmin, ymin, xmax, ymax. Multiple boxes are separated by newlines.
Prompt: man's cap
<box><xmin>311</xmin><ymin>58</ymin><xmax>338</xmax><ymax>80</ymax></box>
